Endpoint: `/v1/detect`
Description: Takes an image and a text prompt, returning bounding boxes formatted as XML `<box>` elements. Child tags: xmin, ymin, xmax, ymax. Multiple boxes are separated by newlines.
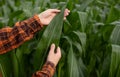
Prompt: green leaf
<box><xmin>79</xmin><ymin>0</ymin><xmax>94</xmax><ymax>11</ymax></box>
<box><xmin>110</xmin><ymin>25</ymin><xmax>120</xmax><ymax>45</ymax></box>
<box><xmin>7</xmin><ymin>0</ymin><xmax>17</xmax><ymax>11</ymax></box>
<box><xmin>63</xmin><ymin>36</ymin><xmax>85</xmax><ymax>77</ymax></box>
<box><xmin>109</xmin><ymin>44</ymin><xmax>120</xmax><ymax>77</ymax></box>
<box><xmin>106</xmin><ymin>6</ymin><xmax>120</xmax><ymax>24</ymax></box>
<box><xmin>10</xmin><ymin>51</ymin><xmax>19</xmax><ymax>77</ymax></box>
<box><xmin>73</xmin><ymin>41</ymin><xmax>82</xmax><ymax>55</ymax></box>
<box><xmin>77</xmin><ymin>58</ymin><xmax>87</xmax><ymax>77</ymax></box>
<box><xmin>0</xmin><ymin>53</ymin><xmax>12</xmax><ymax>77</ymax></box>
<box><xmin>78</xmin><ymin>12</ymin><xmax>88</xmax><ymax>32</ymax></box>
<box><xmin>33</xmin><ymin>6</ymin><xmax>66</xmax><ymax>70</ymax></box>
<box><xmin>67</xmin><ymin>45</ymin><xmax>79</xmax><ymax>77</ymax></box>
<box><xmin>116</xmin><ymin>64</ymin><xmax>120</xmax><ymax>77</ymax></box>
<box><xmin>73</xmin><ymin>31</ymin><xmax>86</xmax><ymax>52</ymax></box>
<box><xmin>101</xmin><ymin>55</ymin><xmax>111</xmax><ymax>77</ymax></box>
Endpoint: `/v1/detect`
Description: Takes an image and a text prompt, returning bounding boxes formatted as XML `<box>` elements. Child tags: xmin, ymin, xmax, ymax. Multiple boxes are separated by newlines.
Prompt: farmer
<box><xmin>0</xmin><ymin>9</ymin><xmax>70</xmax><ymax>77</ymax></box>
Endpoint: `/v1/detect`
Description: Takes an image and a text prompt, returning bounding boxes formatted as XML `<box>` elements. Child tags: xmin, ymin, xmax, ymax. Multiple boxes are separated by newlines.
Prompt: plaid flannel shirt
<box><xmin>0</xmin><ymin>15</ymin><xmax>55</xmax><ymax>77</ymax></box>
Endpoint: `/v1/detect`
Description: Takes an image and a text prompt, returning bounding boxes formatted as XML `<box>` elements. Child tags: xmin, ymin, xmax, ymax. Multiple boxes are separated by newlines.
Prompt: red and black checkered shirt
<box><xmin>0</xmin><ymin>15</ymin><xmax>55</xmax><ymax>77</ymax></box>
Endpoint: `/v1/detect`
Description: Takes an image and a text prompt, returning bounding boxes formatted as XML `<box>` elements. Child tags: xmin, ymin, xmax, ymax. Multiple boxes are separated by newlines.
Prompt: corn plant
<box><xmin>0</xmin><ymin>0</ymin><xmax>120</xmax><ymax>77</ymax></box>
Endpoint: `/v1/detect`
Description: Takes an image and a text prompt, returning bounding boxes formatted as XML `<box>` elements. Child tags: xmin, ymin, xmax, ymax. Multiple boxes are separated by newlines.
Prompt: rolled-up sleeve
<box><xmin>0</xmin><ymin>15</ymin><xmax>43</xmax><ymax>54</ymax></box>
<box><xmin>32</xmin><ymin>61</ymin><xmax>56</xmax><ymax>77</ymax></box>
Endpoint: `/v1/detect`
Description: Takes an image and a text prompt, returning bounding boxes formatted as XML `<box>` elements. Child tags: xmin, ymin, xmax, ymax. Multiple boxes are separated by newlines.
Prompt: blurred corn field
<box><xmin>0</xmin><ymin>0</ymin><xmax>120</xmax><ymax>77</ymax></box>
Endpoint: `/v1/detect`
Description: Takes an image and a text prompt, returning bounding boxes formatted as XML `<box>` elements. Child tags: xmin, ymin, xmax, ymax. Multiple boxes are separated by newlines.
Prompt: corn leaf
<box><xmin>110</xmin><ymin>25</ymin><xmax>120</xmax><ymax>45</ymax></box>
<box><xmin>0</xmin><ymin>53</ymin><xmax>12</xmax><ymax>77</ymax></box>
<box><xmin>77</xmin><ymin>58</ymin><xmax>87</xmax><ymax>77</ymax></box>
<box><xmin>15</xmin><ymin>48</ymin><xmax>27</xmax><ymax>77</ymax></box>
<box><xmin>10</xmin><ymin>51</ymin><xmax>19</xmax><ymax>77</ymax></box>
<box><xmin>63</xmin><ymin>36</ymin><xmax>80</xmax><ymax>77</ymax></box>
<box><xmin>33</xmin><ymin>6</ymin><xmax>66</xmax><ymax>70</ymax></box>
<box><xmin>106</xmin><ymin>6</ymin><xmax>120</xmax><ymax>24</ymax></box>
<box><xmin>116</xmin><ymin>64</ymin><xmax>120</xmax><ymax>77</ymax></box>
<box><xmin>109</xmin><ymin>44</ymin><xmax>120</xmax><ymax>77</ymax></box>
<box><xmin>73</xmin><ymin>31</ymin><xmax>86</xmax><ymax>52</ymax></box>
<box><xmin>67</xmin><ymin>45</ymin><xmax>79</xmax><ymax>77</ymax></box>
<box><xmin>78</xmin><ymin>12</ymin><xmax>88</xmax><ymax>32</ymax></box>
<box><xmin>79</xmin><ymin>0</ymin><xmax>94</xmax><ymax>11</ymax></box>
<box><xmin>73</xmin><ymin>41</ymin><xmax>82</xmax><ymax>55</ymax></box>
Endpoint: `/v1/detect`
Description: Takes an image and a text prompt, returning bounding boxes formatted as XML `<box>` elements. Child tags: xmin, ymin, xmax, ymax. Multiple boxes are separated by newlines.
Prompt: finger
<box><xmin>50</xmin><ymin>9</ymin><xmax>61</xmax><ymax>13</ymax></box>
<box><xmin>56</xmin><ymin>47</ymin><xmax>61</xmax><ymax>58</ymax></box>
<box><xmin>64</xmin><ymin>10</ymin><xmax>70</xmax><ymax>17</ymax></box>
<box><xmin>64</xmin><ymin>17</ymin><xmax>66</xmax><ymax>20</ymax></box>
<box><xmin>50</xmin><ymin>43</ymin><xmax>55</xmax><ymax>53</ymax></box>
<box><xmin>56</xmin><ymin>47</ymin><xmax>61</xmax><ymax>54</ymax></box>
<box><xmin>65</xmin><ymin>9</ymin><xmax>68</xmax><ymax>12</ymax></box>
<box><xmin>68</xmin><ymin>10</ymin><xmax>70</xmax><ymax>13</ymax></box>
<box><xmin>64</xmin><ymin>12</ymin><xmax>69</xmax><ymax>17</ymax></box>
<box><xmin>64</xmin><ymin>11</ymin><xmax>67</xmax><ymax>16</ymax></box>
<box><xmin>65</xmin><ymin>9</ymin><xmax>70</xmax><ymax>13</ymax></box>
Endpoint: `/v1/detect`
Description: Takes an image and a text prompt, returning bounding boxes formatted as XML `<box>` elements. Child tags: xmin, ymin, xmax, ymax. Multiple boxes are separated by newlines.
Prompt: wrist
<box><xmin>47</xmin><ymin>59</ymin><xmax>58</xmax><ymax>67</ymax></box>
<box><xmin>34</xmin><ymin>15</ymin><xmax>44</xmax><ymax>27</ymax></box>
<box><xmin>38</xmin><ymin>14</ymin><xmax>46</xmax><ymax>26</ymax></box>
<box><xmin>46</xmin><ymin>61</ymin><xmax>56</xmax><ymax>69</ymax></box>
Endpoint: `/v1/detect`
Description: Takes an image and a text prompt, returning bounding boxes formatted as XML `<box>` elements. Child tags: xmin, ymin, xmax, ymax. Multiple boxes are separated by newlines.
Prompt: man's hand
<box><xmin>38</xmin><ymin>9</ymin><xmax>70</xmax><ymax>25</ymax></box>
<box><xmin>47</xmin><ymin>44</ymin><xmax>61</xmax><ymax>67</ymax></box>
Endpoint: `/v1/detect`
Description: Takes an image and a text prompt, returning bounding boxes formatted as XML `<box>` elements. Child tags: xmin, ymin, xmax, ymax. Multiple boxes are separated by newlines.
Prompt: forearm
<box><xmin>0</xmin><ymin>15</ymin><xmax>43</xmax><ymax>54</ymax></box>
<box><xmin>32</xmin><ymin>61</ymin><xmax>55</xmax><ymax>77</ymax></box>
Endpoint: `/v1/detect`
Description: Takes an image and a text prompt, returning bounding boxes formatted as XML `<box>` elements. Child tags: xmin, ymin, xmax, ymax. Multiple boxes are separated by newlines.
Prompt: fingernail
<box><xmin>64</xmin><ymin>17</ymin><xmax>66</xmax><ymax>20</ymax></box>
<box><xmin>57</xmin><ymin>46</ymin><xmax>60</xmax><ymax>51</ymax></box>
<box><xmin>51</xmin><ymin>43</ymin><xmax>55</xmax><ymax>47</ymax></box>
<box><xmin>58</xmin><ymin>10</ymin><xmax>61</xmax><ymax>12</ymax></box>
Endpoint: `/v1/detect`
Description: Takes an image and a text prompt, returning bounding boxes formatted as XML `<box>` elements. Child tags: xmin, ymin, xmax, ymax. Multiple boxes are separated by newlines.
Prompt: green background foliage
<box><xmin>0</xmin><ymin>0</ymin><xmax>120</xmax><ymax>77</ymax></box>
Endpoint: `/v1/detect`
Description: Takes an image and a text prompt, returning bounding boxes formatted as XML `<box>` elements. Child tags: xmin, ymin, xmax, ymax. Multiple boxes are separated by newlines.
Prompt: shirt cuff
<box><xmin>42</xmin><ymin>61</ymin><xmax>56</xmax><ymax>76</ymax></box>
<box><xmin>33</xmin><ymin>15</ymin><xmax>44</xmax><ymax>28</ymax></box>
<box><xmin>33</xmin><ymin>61</ymin><xmax>56</xmax><ymax>77</ymax></box>
<box><xmin>45</xmin><ymin>61</ymin><xmax>56</xmax><ymax>69</ymax></box>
